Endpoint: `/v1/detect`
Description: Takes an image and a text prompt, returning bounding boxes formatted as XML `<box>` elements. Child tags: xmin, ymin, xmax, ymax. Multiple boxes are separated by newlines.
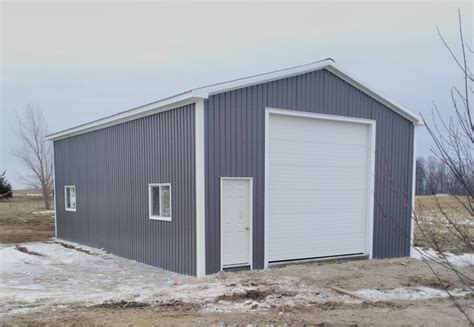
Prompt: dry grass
<box><xmin>415</xmin><ymin>196</ymin><xmax>473</xmax><ymax>253</ymax></box>
<box><xmin>0</xmin><ymin>190</ymin><xmax>55</xmax><ymax>243</ymax></box>
<box><xmin>1</xmin><ymin>192</ymin><xmax>471</xmax><ymax>252</ymax></box>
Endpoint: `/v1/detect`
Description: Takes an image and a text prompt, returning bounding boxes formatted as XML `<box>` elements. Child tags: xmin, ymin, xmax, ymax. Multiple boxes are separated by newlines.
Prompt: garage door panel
<box><xmin>270</xmin><ymin>116</ymin><xmax>369</xmax><ymax>144</ymax></box>
<box><xmin>269</xmin><ymin>142</ymin><xmax>369</xmax><ymax>165</ymax></box>
<box><xmin>269</xmin><ymin>149</ymin><xmax>368</xmax><ymax>166</ymax></box>
<box><xmin>268</xmin><ymin>214</ymin><xmax>367</xmax><ymax>231</ymax></box>
<box><xmin>267</xmin><ymin>113</ymin><xmax>371</xmax><ymax>262</ymax></box>
<box><xmin>268</xmin><ymin>190</ymin><xmax>367</xmax><ymax>205</ymax></box>
<box><xmin>270</xmin><ymin>241</ymin><xmax>367</xmax><ymax>261</ymax></box>
<box><xmin>268</xmin><ymin>207</ymin><xmax>367</xmax><ymax>217</ymax></box>
<box><xmin>269</xmin><ymin>230</ymin><xmax>366</xmax><ymax>240</ymax></box>
<box><xmin>269</xmin><ymin>166</ymin><xmax>368</xmax><ymax>182</ymax></box>
<box><xmin>269</xmin><ymin>225</ymin><xmax>366</xmax><ymax>235</ymax></box>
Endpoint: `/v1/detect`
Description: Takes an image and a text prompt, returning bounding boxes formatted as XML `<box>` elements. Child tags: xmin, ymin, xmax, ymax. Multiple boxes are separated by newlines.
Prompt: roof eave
<box><xmin>46</xmin><ymin>94</ymin><xmax>208</xmax><ymax>141</ymax></box>
<box><xmin>46</xmin><ymin>59</ymin><xmax>422</xmax><ymax>141</ymax></box>
<box><xmin>325</xmin><ymin>64</ymin><xmax>422</xmax><ymax>126</ymax></box>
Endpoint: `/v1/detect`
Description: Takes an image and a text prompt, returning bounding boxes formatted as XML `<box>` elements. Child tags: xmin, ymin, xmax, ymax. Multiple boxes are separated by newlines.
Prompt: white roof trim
<box><xmin>46</xmin><ymin>59</ymin><xmax>421</xmax><ymax>141</ymax></box>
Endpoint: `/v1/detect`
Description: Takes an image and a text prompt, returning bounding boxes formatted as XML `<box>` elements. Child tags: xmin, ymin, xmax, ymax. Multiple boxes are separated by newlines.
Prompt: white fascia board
<box><xmin>325</xmin><ymin>64</ymin><xmax>422</xmax><ymax>126</ymax></box>
<box><xmin>193</xmin><ymin>61</ymin><xmax>421</xmax><ymax>125</ymax></box>
<box><xmin>47</xmin><ymin>59</ymin><xmax>421</xmax><ymax>141</ymax></box>
<box><xmin>46</xmin><ymin>60</ymin><xmax>334</xmax><ymax>141</ymax></box>
<box><xmin>46</xmin><ymin>94</ymin><xmax>208</xmax><ymax>141</ymax></box>
<box><xmin>195</xmin><ymin>60</ymin><xmax>334</xmax><ymax>96</ymax></box>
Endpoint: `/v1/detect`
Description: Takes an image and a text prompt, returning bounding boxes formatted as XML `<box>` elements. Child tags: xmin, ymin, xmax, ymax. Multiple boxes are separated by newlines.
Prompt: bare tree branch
<box><xmin>414</xmin><ymin>9</ymin><xmax>473</xmax><ymax>323</ymax></box>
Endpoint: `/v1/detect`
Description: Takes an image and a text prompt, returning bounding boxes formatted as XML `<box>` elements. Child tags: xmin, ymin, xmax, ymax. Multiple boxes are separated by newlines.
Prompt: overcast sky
<box><xmin>1</xmin><ymin>1</ymin><xmax>472</xmax><ymax>188</ymax></box>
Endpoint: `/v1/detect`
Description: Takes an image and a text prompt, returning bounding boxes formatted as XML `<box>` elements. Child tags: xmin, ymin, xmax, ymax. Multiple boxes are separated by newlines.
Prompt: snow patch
<box><xmin>355</xmin><ymin>287</ymin><xmax>470</xmax><ymax>301</ymax></box>
<box><xmin>0</xmin><ymin>241</ymin><xmax>193</xmax><ymax>313</ymax></box>
<box><xmin>1</xmin><ymin>241</ymin><xmax>472</xmax><ymax>317</ymax></box>
<box><xmin>32</xmin><ymin>210</ymin><xmax>55</xmax><ymax>215</ymax></box>
<box><xmin>411</xmin><ymin>247</ymin><xmax>474</xmax><ymax>267</ymax></box>
<box><xmin>1</xmin><ymin>241</ymin><xmax>332</xmax><ymax>316</ymax></box>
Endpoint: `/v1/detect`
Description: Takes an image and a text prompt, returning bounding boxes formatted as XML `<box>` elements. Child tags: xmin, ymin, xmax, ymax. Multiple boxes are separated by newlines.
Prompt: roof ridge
<box><xmin>47</xmin><ymin>59</ymin><xmax>421</xmax><ymax>141</ymax></box>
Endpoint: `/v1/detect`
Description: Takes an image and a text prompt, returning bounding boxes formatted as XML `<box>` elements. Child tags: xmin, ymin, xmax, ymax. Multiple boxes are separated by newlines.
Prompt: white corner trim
<box><xmin>366</xmin><ymin>120</ymin><xmax>376</xmax><ymax>259</ymax></box>
<box><xmin>263</xmin><ymin>110</ymin><xmax>270</xmax><ymax>269</ymax></box>
<box><xmin>195</xmin><ymin>99</ymin><xmax>206</xmax><ymax>277</ymax></box>
<box><xmin>46</xmin><ymin>60</ymin><xmax>421</xmax><ymax>142</ymax></box>
<box><xmin>52</xmin><ymin>145</ymin><xmax>57</xmax><ymax>237</ymax></box>
<box><xmin>410</xmin><ymin>125</ymin><xmax>417</xmax><ymax>256</ymax></box>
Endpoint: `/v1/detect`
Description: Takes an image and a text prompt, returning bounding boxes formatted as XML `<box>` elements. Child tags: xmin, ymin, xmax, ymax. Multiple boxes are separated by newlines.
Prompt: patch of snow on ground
<box><xmin>0</xmin><ymin>241</ymin><xmax>336</xmax><ymax>316</ymax></box>
<box><xmin>1</xmin><ymin>241</ymin><xmax>471</xmax><ymax>317</ymax></box>
<box><xmin>31</xmin><ymin>210</ymin><xmax>55</xmax><ymax>215</ymax></box>
<box><xmin>411</xmin><ymin>247</ymin><xmax>474</xmax><ymax>267</ymax></box>
<box><xmin>355</xmin><ymin>287</ymin><xmax>470</xmax><ymax>301</ymax></box>
<box><xmin>0</xmin><ymin>241</ymin><xmax>194</xmax><ymax>315</ymax></box>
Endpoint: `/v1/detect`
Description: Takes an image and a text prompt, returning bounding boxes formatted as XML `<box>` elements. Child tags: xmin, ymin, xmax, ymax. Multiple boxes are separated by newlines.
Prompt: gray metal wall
<box><xmin>204</xmin><ymin>69</ymin><xmax>414</xmax><ymax>274</ymax></box>
<box><xmin>54</xmin><ymin>104</ymin><xmax>196</xmax><ymax>275</ymax></box>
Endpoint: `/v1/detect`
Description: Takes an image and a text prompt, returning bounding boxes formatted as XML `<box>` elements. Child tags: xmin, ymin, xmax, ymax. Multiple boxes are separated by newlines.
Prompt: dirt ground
<box><xmin>3</xmin><ymin>297</ymin><xmax>472</xmax><ymax>327</ymax></box>
<box><xmin>0</xmin><ymin>193</ymin><xmax>473</xmax><ymax>326</ymax></box>
<box><xmin>0</xmin><ymin>191</ymin><xmax>54</xmax><ymax>243</ymax></box>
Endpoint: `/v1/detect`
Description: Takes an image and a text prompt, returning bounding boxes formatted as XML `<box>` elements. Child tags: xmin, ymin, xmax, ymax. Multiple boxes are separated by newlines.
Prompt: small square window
<box><xmin>148</xmin><ymin>184</ymin><xmax>172</xmax><ymax>221</ymax></box>
<box><xmin>65</xmin><ymin>185</ymin><xmax>76</xmax><ymax>212</ymax></box>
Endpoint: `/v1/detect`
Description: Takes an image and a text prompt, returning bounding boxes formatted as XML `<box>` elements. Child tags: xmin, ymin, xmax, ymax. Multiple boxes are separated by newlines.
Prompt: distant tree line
<box><xmin>416</xmin><ymin>156</ymin><xmax>473</xmax><ymax>195</ymax></box>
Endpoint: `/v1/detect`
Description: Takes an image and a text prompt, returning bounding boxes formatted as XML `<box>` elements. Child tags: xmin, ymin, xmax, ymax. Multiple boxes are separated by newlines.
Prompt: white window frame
<box><xmin>64</xmin><ymin>185</ymin><xmax>77</xmax><ymax>212</ymax></box>
<box><xmin>148</xmin><ymin>183</ymin><xmax>172</xmax><ymax>221</ymax></box>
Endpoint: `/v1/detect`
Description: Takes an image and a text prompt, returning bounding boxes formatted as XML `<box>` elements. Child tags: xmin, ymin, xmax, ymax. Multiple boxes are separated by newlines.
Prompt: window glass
<box><xmin>152</xmin><ymin>186</ymin><xmax>160</xmax><ymax>216</ymax></box>
<box><xmin>66</xmin><ymin>187</ymin><xmax>71</xmax><ymax>208</ymax></box>
<box><xmin>160</xmin><ymin>185</ymin><xmax>171</xmax><ymax>218</ymax></box>
<box><xmin>70</xmin><ymin>187</ymin><xmax>76</xmax><ymax>209</ymax></box>
<box><xmin>65</xmin><ymin>186</ymin><xmax>76</xmax><ymax>211</ymax></box>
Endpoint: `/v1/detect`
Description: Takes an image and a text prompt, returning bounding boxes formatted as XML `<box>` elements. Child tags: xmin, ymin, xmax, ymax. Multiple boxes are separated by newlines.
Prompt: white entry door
<box><xmin>221</xmin><ymin>178</ymin><xmax>252</xmax><ymax>268</ymax></box>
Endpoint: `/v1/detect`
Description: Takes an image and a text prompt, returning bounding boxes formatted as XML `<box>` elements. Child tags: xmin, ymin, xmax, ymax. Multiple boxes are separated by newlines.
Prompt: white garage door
<box><xmin>266</xmin><ymin>110</ymin><xmax>373</xmax><ymax>262</ymax></box>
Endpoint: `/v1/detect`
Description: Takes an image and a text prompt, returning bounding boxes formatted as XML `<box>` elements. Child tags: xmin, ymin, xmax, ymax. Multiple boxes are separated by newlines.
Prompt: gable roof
<box><xmin>46</xmin><ymin>58</ymin><xmax>422</xmax><ymax>141</ymax></box>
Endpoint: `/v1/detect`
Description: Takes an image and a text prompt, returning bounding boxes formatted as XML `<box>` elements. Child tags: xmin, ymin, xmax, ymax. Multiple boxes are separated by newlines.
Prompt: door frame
<box><xmin>264</xmin><ymin>107</ymin><xmax>376</xmax><ymax>268</ymax></box>
<box><xmin>220</xmin><ymin>177</ymin><xmax>254</xmax><ymax>271</ymax></box>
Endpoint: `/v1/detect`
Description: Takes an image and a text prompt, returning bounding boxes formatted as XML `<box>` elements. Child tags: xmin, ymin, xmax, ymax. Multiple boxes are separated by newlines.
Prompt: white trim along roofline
<box><xmin>46</xmin><ymin>58</ymin><xmax>422</xmax><ymax>141</ymax></box>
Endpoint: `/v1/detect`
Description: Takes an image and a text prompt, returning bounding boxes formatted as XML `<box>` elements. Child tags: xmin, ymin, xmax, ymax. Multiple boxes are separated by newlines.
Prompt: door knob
<box><xmin>245</xmin><ymin>226</ymin><xmax>249</xmax><ymax>230</ymax></box>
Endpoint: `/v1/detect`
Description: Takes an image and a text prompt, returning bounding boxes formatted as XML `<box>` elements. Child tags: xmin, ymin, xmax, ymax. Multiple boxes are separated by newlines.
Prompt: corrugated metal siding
<box><xmin>204</xmin><ymin>69</ymin><xmax>414</xmax><ymax>274</ymax></box>
<box><xmin>54</xmin><ymin>104</ymin><xmax>196</xmax><ymax>275</ymax></box>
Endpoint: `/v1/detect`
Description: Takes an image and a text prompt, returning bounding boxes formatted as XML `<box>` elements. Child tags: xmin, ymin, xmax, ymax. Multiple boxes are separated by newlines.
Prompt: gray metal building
<box><xmin>48</xmin><ymin>59</ymin><xmax>421</xmax><ymax>276</ymax></box>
